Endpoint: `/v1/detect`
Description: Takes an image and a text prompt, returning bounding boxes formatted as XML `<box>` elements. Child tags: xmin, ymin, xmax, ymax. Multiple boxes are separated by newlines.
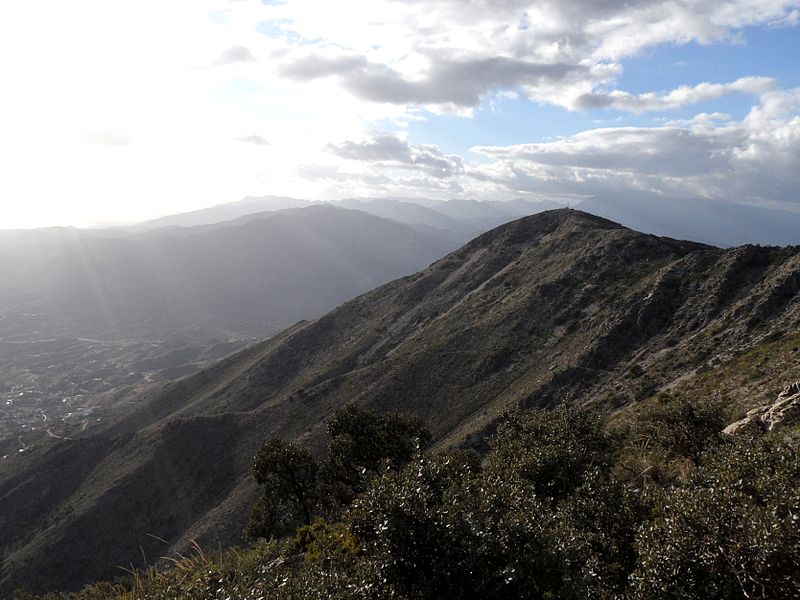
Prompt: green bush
<box><xmin>248</xmin><ymin>404</ymin><xmax>431</xmax><ymax>540</ymax></box>
<box><xmin>487</xmin><ymin>405</ymin><xmax>612</xmax><ymax>502</ymax></box>
<box><xmin>247</xmin><ymin>438</ymin><xmax>319</xmax><ymax>538</ymax></box>
<box><xmin>630</xmin><ymin>436</ymin><xmax>800</xmax><ymax>599</ymax></box>
<box><xmin>318</xmin><ymin>404</ymin><xmax>431</xmax><ymax>509</ymax></box>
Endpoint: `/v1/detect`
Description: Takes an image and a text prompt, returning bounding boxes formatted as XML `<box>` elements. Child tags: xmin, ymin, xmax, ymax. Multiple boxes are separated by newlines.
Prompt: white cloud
<box><xmin>468</xmin><ymin>88</ymin><xmax>800</xmax><ymax>209</ymax></box>
<box><xmin>0</xmin><ymin>0</ymin><xmax>798</xmax><ymax>227</ymax></box>
<box><xmin>573</xmin><ymin>77</ymin><xmax>778</xmax><ymax>113</ymax></box>
<box><xmin>261</xmin><ymin>0</ymin><xmax>799</xmax><ymax>109</ymax></box>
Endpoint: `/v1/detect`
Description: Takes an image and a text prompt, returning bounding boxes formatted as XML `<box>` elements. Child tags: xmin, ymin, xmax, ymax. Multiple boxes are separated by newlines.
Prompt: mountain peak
<box><xmin>461</xmin><ymin>207</ymin><xmax>631</xmax><ymax>250</ymax></box>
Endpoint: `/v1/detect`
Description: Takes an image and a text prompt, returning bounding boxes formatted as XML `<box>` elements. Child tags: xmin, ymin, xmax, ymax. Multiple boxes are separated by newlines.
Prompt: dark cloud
<box><xmin>280</xmin><ymin>53</ymin><xmax>581</xmax><ymax>107</ymax></box>
<box><xmin>328</xmin><ymin>135</ymin><xmax>463</xmax><ymax>177</ymax></box>
<box><xmin>213</xmin><ymin>45</ymin><xmax>257</xmax><ymax>66</ymax></box>
<box><xmin>573</xmin><ymin>93</ymin><xmax>616</xmax><ymax>110</ymax></box>
<box><xmin>279</xmin><ymin>55</ymin><xmax>368</xmax><ymax>80</ymax></box>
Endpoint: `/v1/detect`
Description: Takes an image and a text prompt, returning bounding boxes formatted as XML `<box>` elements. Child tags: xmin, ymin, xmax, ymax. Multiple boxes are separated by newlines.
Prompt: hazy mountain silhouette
<box><xmin>0</xmin><ymin>205</ymin><xmax>455</xmax><ymax>339</ymax></box>
<box><xmin>332</xmin><ymin>197</ymin><xmax>565</xmax><ymax>242</ymax></box>
<box><xmin>133</xmin><ymin>196</ymin><xmax>310</xmax><ymax>230</ymax></box>
<box><xmin>579</xmin><ymin>193</ymin><xmax>800</xmax><ymax>247</ymax></box>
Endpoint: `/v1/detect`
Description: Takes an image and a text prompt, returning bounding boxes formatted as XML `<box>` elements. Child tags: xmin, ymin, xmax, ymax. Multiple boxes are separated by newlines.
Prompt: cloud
<box><xmin>328</xmin><ymin>134</ymin><xmax>464</xmax><ymax>177</ymax></box>
<box><xmin>281</xmin><ymin>53</ymin><xmax>582</xmax><ymax>107</ymax></box>
<box><xmin>3</xmin><ymin>0</ymin><xmax>799</xmax><ymax>227</ymax></box>
<box><xmin>279</xmin><ymin>54</ymin><xmax>367</xmax><ymax>80</ymax></box>
<box><xmin>264</xmin><ymin>0</ymin><xmax>799</xmax><ymax>110</ymax></box>
<box><xmin>574</xmin><ymin>77</ymin><xmax>778</xmax><ymax>112</ymax></box>
<box><xmin>469</xmin><ymin>88</ymin><xmax>800</xmax><ymax>208</ymax></box>
<box><xmin>473</xmin><ymin>127</ymin><xmax>741</xmax><ymax>177</ymax></box>
<box><xmin>212</xmin><ymin>45</ymin><xmax>257</xmax><ymax>66</ymax></box>
<box><xmin>236</xmin><ymin>134</ymin><xmax>270</xmax><ymax>146</ymax></box>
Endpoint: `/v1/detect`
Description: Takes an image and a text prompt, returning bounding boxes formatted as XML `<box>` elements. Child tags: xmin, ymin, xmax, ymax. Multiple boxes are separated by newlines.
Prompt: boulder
<box><xmin>724</xmin><ymin>381</ymin><xmax>800</xmax><ymax>435</ymax></box>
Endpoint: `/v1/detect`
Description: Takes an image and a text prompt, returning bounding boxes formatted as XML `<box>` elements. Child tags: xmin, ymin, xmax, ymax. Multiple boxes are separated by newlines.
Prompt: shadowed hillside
<box><xmin>0</xmin><ymin>205</ymin><xmax>457</xmax><ymax>456</ymax></box>
<box><xmin>2</xmin><ymin>209</ymin><xmax>799</xmax><ymax>595</ymax></box>
<box><xmin>0</xmin><ymin>204</ymin><xmax>456</xmax><ymax>339</ymax></box>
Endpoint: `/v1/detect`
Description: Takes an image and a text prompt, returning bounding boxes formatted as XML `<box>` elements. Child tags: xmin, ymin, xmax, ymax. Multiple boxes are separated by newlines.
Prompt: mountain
<box><xmin>2</xmin><ymin>209</ymin><xmax>799</xmax><ymax>595</ymax></box>
<box><xmin>331</xmin><ymin>198</ymin><xmax>466</xmax><ymax>234</ymax></box>
<box><xmin>332</xmin><ymin>197</ymin><xmax>565</xmax><ymax>242</ymax></box>
<box><xmin>0</xmin><ymin>205</ymin><xmax>455</xmax><ymax>340</ymax></box>
<box><xmin>132</xmin><ymin>195</ymin><xmax>310</xmax><ymax>230</ymax></box>
<box><xmin>579</xmin><ymin>193</ymin><xmax>800</xmax><ymax>247</ymax></box>
<box><xmin>433</xmin><ymin>198</ymin><xmax>513</xmax><ymax>220</ymax></box>
<box><xmin>432</xmin><ymin>198</ymin><xmax>566</xmax><ymax>233</ymax></box>
<box><xmin>0</xmin><ymin>205</ymin><xmax>457</xmax><ymax>466</ymax></box>
<box><xmin>133</xmin><ymin>194</ymin><xmax>566</xmax><ymax>243</ymax></box>
<box><xmin>485</xmin><ymin>198</ymin><xmax>566</xmax><ymax>216</ymax></box>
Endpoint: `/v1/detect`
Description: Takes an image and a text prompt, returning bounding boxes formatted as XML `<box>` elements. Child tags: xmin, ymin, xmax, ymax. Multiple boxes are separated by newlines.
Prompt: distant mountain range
<box><xmin>132</xmin><ymin>196</ymin><xmax>312</xmax><ymax>230</ymax></box>
<box><xmin>0</xmin><ymin>204</ymin><xmax>454</xmax><ymax>340</ymax></box>
<box><xmin>132</xmin><ymin>195</ymin><xmax>565</xmax><ymax>243</ymax></box>
<box><xmin>0</xmin><ymin>204</ymin><xmax>458</xmax><ymax>466</ymax></box>
<box><xmin>3</xmin><ymin>209</ymin><xmax>798</xmax><ymax>595</ymax></box>
<box><xmin>578</xmin><ymin>193</ymin><xmax>800</xmax><ymax>247</ymax></box>
<box><xmin>129</xmin><ymin>193</ymin><xmax>800</xmax><ymax>247</ymax></box>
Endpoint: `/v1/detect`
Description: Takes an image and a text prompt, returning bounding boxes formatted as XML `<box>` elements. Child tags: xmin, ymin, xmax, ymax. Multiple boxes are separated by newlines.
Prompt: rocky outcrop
<box><xmin>724</xmin><ymin>382</ymin><xmax>800</xmax><ymax>435</ymax></box>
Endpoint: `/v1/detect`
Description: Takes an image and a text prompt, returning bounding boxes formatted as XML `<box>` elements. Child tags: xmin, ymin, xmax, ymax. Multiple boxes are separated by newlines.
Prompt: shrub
<box><xmin>318</xmin><ymin>404</ymin><xmax>431</xmax><ymax>509</ymax></box>
<box><xmin>487</xmin><ymin>405</ymin><xmax>612</xmax><ymax>502</ymax></box>
<box><xmin>629</xmin><ymin>435</ymin><xmax>800</xmax><ymax>599</ymax></box>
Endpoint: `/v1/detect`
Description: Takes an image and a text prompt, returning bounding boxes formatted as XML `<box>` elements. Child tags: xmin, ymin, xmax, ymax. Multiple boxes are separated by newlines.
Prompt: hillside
<box><xmin>0</xmin><ymin>205</ymin><xmax>456</xmax><ymax>456</ymax></box>
<box><xmin>2</xmin><ymin>209</ymin><xmax>799</xmax><ymax>595</ymax></box>
<box><xmin>0</xmin><ymin>204</ymin><xmax>455</xmax><ymax>339</ymax></box>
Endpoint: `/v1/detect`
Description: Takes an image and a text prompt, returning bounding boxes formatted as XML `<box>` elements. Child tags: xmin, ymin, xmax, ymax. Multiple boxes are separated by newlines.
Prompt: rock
<box><xmin>724</xmin><ymin>381</ymin><xmax>800</xmax><ymax>435</ymax></box>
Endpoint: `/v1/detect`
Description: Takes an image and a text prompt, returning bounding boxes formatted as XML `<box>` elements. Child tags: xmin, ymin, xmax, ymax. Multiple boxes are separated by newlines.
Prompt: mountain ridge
<box><xmin>2</xmin><ymin>209</ymin><xmax>799</xmax><ymax>595</ymax></box>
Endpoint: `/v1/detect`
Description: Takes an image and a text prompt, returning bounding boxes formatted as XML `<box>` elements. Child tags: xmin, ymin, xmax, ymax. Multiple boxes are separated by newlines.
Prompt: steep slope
<box><xmin>0</xmin><ymin>205</ymin><xmax>456</xmax><ymax>465</ymax></box>
<box><xmin>2</xmin><ymin>209</ymin><xmax>799</xmax><ymax>595</ymax></box>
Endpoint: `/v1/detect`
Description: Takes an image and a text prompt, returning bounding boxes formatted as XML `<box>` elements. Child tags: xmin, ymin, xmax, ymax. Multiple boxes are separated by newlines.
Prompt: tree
<box><xmin>318</xmin><ymin>404</ymin><xmax>432</xmax><ymax>509</ymax></box>
<box><xmin>247</xmin><ymin>438</ymin><xmax>319</xmax><ymax>539</ymax></box>
<box><xmin>248</xmin><ymin>405</ymin><xmax>431</xmax><ymax>539</ymax></box>
<box><xmin>634</xmin><ymin>396</ymin><xmax>725</xmax><ymax>464</ymax></box>
<box><xmin>630</xmin><ymin>435</ymin><xmax>800</xmax><ymax>599</ymax></box>
<box><xmin>487</xmin><ymin>405</ymin><xmax>612</xmax><ymax>502</ymax></box>
<box><xmin>304</xmin><ymin>409</ymin><xmax>639</xmax><ymax>599</ymax></box>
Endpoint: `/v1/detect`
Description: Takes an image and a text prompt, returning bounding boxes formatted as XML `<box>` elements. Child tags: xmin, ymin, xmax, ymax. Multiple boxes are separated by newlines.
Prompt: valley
<box><xmin>0</xmin><ymin>203</ymin><xmax>460</xmax><ymax>461</ymax></box>
<box><xmin>0</xmin><ymin>331</ymin><xmax>252</xmax><ymax>458</ymax></box>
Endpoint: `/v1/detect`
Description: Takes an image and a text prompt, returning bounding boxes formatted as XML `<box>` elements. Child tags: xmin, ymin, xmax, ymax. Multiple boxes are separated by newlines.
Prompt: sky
<box><xmin>0</xmin><ymin>0</ymin><xmax>799</xmax><ymax>228</ymax></box>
